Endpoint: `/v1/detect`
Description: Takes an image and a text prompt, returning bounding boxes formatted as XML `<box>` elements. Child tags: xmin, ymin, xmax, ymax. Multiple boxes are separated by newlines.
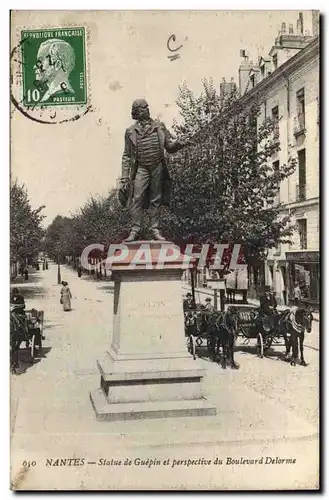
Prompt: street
<box><xmin>10</xmin><ymin>263</ymin><xmax>319</xmax><ymax>490</ymax></box>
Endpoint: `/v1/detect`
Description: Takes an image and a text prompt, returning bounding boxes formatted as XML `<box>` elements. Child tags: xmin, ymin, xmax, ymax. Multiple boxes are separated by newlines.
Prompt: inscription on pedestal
<box><xmin>114</xmin><ymin>276</ymin><xmax>186</xmax><ymax>354</ymax></box>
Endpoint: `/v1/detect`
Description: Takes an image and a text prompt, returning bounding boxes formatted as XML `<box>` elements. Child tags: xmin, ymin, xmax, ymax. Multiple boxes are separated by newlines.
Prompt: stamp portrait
<box><xmin>20</xmin><ymin>27</ymin><xmax>87</xmax><ymax>107</ymax></box>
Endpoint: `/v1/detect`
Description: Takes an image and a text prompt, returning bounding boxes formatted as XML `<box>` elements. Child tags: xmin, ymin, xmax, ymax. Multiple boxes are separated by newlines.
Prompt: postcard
<box><xmin>10</xmin><ymin>10</ymin><xmax>320</xmax><ymax>490</ymax></box>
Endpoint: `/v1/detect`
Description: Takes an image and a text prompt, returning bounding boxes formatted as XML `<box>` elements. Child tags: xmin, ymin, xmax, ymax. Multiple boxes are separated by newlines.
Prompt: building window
<box><xmin>272</xmin><ymin>54</ymin><xmax>278</xmax><ymax>70</ymax></box>
<box><xmin>297</xmin><ymin>88</ymin><xmax>305</xmax><ymax>113</ymax></box>
<box><xmin>271</xmin><ymin>105</ymin><xmax>279</xmax><ymax>141</ymax></box>
<box><xmin>272</xmin><ymin>105</ymin><xmax>279</xmax><ymax>120</ymax></box>
<box><xmin>250</xmin><ymin>74</ymin><xmax>255</xmax><ymax>88</ymax></box>
<box><xmin>294</xmin><ymin>88</ymin><xmax>306</xmax><ymax>135</ymax></box>
<box><xmin>260</xmin><ymin>64</ymin><xmax>265</xmax><ymax>77</ymax></box>
<box><xmin>297</xmin><ymin>219</ymin><xmax>307</xmax><ymax>250</ymax></box>
<box><xmin>296</xmin><ymin>149</ymin><xmax>306</xmax><ymax>201</ymax></box>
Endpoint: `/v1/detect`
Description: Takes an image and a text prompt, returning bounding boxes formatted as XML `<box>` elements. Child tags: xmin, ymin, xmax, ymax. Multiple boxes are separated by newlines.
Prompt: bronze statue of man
<box><xmin>120</xmin><ymin>99</ymin><xmax>186</xmax><ymax>242</ymax></box>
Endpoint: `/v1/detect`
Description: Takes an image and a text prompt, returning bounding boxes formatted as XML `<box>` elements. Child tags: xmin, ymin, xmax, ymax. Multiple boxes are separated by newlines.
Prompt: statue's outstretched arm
<box><xmin>163</xmin><ymin>125</ymin><xmax>186</xmax><ymax>154</ymax></box>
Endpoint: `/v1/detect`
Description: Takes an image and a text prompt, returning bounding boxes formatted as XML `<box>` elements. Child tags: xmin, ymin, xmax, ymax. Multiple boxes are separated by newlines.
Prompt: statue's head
<box><xmin>131</xmin><ymin>98</ymin><xmax>150</xmax><ymax>120</ymax></box>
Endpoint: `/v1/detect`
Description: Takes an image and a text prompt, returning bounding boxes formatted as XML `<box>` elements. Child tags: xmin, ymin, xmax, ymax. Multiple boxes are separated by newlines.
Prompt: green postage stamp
<box><xmin>21</xmin><ymin>27</ymin><xmax>87</xmax><ymax>106</ymax></box>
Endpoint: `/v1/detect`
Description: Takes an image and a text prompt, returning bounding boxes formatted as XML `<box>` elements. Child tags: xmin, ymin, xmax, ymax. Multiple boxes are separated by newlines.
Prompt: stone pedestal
<box><xmin>90</xmin><ymin>241</ymin><xmax>216</xmax><ymax>421</ymax></box>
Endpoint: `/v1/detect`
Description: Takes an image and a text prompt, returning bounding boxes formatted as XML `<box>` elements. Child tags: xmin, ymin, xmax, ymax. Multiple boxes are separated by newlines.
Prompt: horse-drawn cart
<box><xmin>229</xmin><ymin>305</ymin><xmax>266</xmax><ymax>357</ymax></box>
<box><xmin>184</xmin><ymin>307</ymin><xmax>241</xmax><ymax>369</ymax></box>
<box><xmin>10</xmin><ymin>306</ymin><xmax>44</xmax><ymax>372</ymax></box>
<box><xmin>183</xmin><ymin>300</ymin><xmax>314</xmax><ymax>368</ymax></box>
<box><xmin>230</xmin><ymin>304</ymin><xmax>290</xmax><ymax>358</ymax></box>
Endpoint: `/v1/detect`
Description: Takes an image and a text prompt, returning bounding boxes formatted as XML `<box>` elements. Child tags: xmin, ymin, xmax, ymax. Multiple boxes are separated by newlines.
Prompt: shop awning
<box><xmin>286</xmin><ymin>251</ymin><xmax>319</xmax><ymax>263</ymax></box>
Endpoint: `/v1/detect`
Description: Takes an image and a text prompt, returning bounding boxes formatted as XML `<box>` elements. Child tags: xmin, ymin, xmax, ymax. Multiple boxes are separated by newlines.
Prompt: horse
<box><xmin>184</xmin><ymin>309</ymin><xmax>212</xmax><ymax>360</ymax></box>
<box><xmin>252</xmin><ymin>308</ymin><xmax>282</xmax><ymax>355</ymax></box>
<box><xmin>208</xmin><ymin>308</ymin><xmax>240</xmax><ymax>369</ymax></box>
<box><xmin>280</xmin><ymin>307</ymin><xmax>313</xmax><ymax>366</ymax></box>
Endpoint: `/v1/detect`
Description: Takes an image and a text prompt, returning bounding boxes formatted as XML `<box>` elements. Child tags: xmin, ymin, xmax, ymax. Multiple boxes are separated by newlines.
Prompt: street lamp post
<box><xmin>190</xmin><ymin>268</ymin><xmax>196</xmax><ymax>304</ymax></box>
<box><xmin>214</xmin><ymin>289</ymin><xmax>218</xmax><ymax>311</ymax></box>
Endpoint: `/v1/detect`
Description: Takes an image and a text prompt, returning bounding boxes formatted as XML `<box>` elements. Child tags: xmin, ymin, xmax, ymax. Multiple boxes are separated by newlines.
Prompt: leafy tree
<box><xmin>160</xmin><ymin>78</ymin><xmax>297</xmax><ymax>264</ymax></box>
<box><xmin>78</xmin><ymin>191</ymin><xmax>130</xmax><ymax>247</ymax></box>
<box><xmin>10</xmin><ymin>179</ymin><xmax>45</xmax><ymax>267</ymax></box>
<box><xmin>173</xmin><ymin>77</ymin><xmax>229</xmax><ymax>137</ymax></box>
<box><xmin>69</xmin><ymin>191</ymin><xmax>131</xmax><ymax>255</ymax></box>
<box><xmin>45</xmin><ymin>190</ymin><xmax>131</xmax><ymax>266</ymax></box>
<box><xmin>44</xmin><ymin>215</ymin><xmax>74</xmax><ymax>263</ymax></box>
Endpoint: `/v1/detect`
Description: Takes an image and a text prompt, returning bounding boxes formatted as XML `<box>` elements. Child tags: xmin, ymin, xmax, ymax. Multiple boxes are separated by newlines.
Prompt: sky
<box><xmin>11</xmin><ymin>10</ymin><xmax>315</xmax><ymax>226</ymax></box>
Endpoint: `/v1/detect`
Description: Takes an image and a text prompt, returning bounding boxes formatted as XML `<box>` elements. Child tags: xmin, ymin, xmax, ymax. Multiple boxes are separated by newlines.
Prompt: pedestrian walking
<box><xmin>24</xmin><ymin>267</ymin><xmax>29</xmax><ymax>281</ymax></box>
<box><xmin>60</xmin><ymin>281</ymin><xmax>72</xmax><ymax>312</ymax></box>
<box><xmin>77</xmin><ymin>265</ymin><xmax>82</xmax><ymax>278</ymax></box>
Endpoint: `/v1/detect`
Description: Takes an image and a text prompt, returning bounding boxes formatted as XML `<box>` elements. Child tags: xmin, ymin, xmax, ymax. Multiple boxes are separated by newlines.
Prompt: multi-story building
<box><xmin>236</xmin><ymin>11</ymin><xmax>319</xmax><ymax>306</ymax></box>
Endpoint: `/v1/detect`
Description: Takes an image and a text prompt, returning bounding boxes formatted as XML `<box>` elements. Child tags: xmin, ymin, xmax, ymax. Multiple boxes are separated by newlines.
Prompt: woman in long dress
<box><xmin>60</xmin><ymin>281</ymin><xmax>72</xmax><ymax>311</ymax></box>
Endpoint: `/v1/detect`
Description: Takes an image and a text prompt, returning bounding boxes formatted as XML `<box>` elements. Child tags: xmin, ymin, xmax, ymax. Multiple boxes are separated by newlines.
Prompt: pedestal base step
<box><xmin>90</xmin><ymin>388</ymin><xmax>216</xmax><ymax>422</ymax></box>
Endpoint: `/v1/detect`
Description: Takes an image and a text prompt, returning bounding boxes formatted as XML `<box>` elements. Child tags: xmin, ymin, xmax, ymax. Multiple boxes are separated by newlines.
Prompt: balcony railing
<box><xmin>293</xmin><ymin>113</ymin><xmax>306</xmax><ymax>137</ymax></box>
<box><xmin>296</xmin><ymin>184</ymin><xmax>306</xmax><ymax>202</ymax></box>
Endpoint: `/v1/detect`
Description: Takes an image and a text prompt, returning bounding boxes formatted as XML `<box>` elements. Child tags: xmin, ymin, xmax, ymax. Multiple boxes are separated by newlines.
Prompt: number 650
<box><xmin>22</xmin><ymin>460</ymin><xmax>36</xmax><ymax>468</ymax></box>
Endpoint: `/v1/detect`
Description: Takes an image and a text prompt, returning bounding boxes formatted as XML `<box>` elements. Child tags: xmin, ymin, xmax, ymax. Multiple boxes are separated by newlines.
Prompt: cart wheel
<box><xmin>189</xmin><ymin>336</ymin><xmax>196</xmax><ymax>360</ymax></box>
<box><xmin>30</xmin><ymin>334</ymin><xmax>36</xmax><ymax>364</ymax></box>
<box><xmin>264</xmin><ymin>336</ymin><xmax>272</xmax><ymax>352</ymax></box>
<box><xmin>257</xmin><ymin>332</ymin><xmax>264</xmax><ymax>358</ymax></box>
<box><xmin>196</xmin><ymin>337</ymin><xmax>203</xmax><ymax>347</ymax></box>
